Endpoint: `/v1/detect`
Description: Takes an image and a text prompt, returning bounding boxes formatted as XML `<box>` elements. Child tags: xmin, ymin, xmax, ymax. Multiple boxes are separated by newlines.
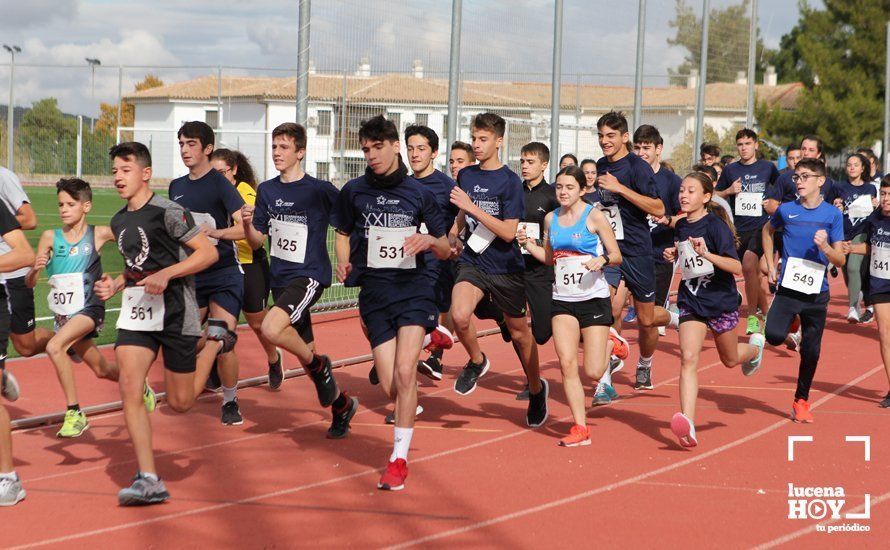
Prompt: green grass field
<box><xmin>17</xmin><ymin>185</ymin><xmax>357</xmax><ymax>358</ymax></box>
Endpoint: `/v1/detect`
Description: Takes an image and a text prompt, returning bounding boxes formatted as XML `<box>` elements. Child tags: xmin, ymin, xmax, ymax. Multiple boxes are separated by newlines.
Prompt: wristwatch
<box><xmin>601</xmin><ymin>253</ymin><xmax>611</xmax><ymax>266</ymax></box>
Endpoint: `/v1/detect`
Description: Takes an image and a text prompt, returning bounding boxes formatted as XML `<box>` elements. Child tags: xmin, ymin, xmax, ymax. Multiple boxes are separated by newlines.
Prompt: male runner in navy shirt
<box><xmin>241</xmin><ymin>122</ymin><xmax>357</xmax><ymax>439</ymax></box>
<box><xmin>335</xmin><ymin>115</ymin><xmax>451</xmax><ymax>491</ymax></box>
<box><xmin>448</xmin><ymin>113</ymin><xmax>549</xmax><ymax>428</ymax></box>
<box><xmin>763</xmin><ymin>158</ymin><xmax>845</xmax><ymax>423</ymax></box>
<box><xmin>169</xmin><ymin>121</ymin><xmax>246</xmax><ymax>425</ymax></box>
<box><xmin>592</xmin><ymin>112</ymin><xmax>672</xmax><ymax>404</ymax></box>
<box><xmin>715</xmin><ymin>129</ymin><xmax>779</xmax><ymax>335</ymax></box>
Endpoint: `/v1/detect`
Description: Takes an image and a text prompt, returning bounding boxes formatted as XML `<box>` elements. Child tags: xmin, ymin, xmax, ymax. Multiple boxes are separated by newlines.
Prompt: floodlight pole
<box><xmin>296</xmin><ymin>0</ymin><xmax>311</xmax><ymax>126</ymax></box>
<box><xmin>692</xmin><ymin>0</ymin><xmax>710</xmax><ymax>168</ymax></box>
<box><xmin>633</xmin><ymin>0</ymin><xmax>646</xmax><ymax>129</ymax></box>
<box><xmin>446</xmin><ymin>0</ymin><xmax>462</xmax><ymax>149</ymax></box>
<box><xmin>550</xmin><ymin>0</ymin><xmax>564</xmax><ymax>182</ymax></box>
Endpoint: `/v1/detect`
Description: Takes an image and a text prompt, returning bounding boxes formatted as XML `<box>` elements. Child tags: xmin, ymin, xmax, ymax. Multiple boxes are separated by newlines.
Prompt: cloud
<box><xmin>0</xmin><ymin>0</ymin><xmax>77</xmax><ymax>30</ymax></box>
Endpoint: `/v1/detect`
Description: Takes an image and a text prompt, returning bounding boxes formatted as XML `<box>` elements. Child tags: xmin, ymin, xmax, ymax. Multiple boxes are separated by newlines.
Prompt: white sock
<box><xmin>668</xmin><ymin>309</ymin><xmax>680</xmax><ymax>328</ymax></box>
<box><xmin>600</xmin><ymin>368</ymin><xmax>612</xmax><ymax>386</ymax></box>
<box><xmin>142</xmin><ymin>472</ymin><xmax>159</xmax><ymax>481</ymax></box>
<box><xmin>0</xmin><ymin>471</ymin><xmax>16</xmax><ymax>480</ymax></box>
<box><xmin>638</xmin><ymin>355</ymin><xmax>653</xmax><ymax>369</ymax></box>
<box><xmin>222</xmin><ymin>385</ymin><xmax>237</xmax><ymax>403</ymax></box>
<box><xmin>390</xmin><ymin>426</ymin><xmax>414</xmax><ymax>462</ymax></box>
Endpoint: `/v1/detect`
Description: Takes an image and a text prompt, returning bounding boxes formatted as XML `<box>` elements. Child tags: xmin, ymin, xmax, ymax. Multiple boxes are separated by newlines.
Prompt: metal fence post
<box><xmin>296</xmin><ymin>0</ymin><xmax>311</xmax><ymax>125</ymax></box>
<box><xmin>692</xmin><ymin>0</ymin><xmax>710</xmax><ymax>168</ymax></box>
<box><xmin>76</xmin><ymin>115</ymin><xmax>83</xmax><ymax>178</ymax></box>
<box><xmin>633</xmin><ymin>0</ymin><xmax>647</xmax><ymax>130</ymax></box>
<box><xmin>745</xmin><ymin>0</ymin><xmax>758</xmax><ymax>128</ymax></box>
<box><xmin>117</xmin><ymin>65</ymin><xmax>123</xmax><ymax>144</ymax></box>
<box><xmin>549</xmin><ymin>0</ymin><xmax>564</xmax><ymax>182</ymax></box>
<box><xmin>446</xmin><ymin>0</ymin><xmax>462</xmax><ymax>149</ymax></box>
<box><xmin>884</xmin><ymin>20</ymin><xmax>890</xmax><ymax>173</ymax></box>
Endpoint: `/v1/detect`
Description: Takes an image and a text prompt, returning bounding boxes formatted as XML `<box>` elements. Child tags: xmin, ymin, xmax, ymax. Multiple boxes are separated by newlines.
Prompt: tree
<box><xmin>666</xmin><ymin>124</ymin><xmax>745</xmax><ymax>173</ymax></box>
<box><xmin>667</xmin><ymin>0</ymin><xmax>774</xmax><ymax>85</ymax></box>
<box><xmin>94</xmin><ymin>74</ymin><xmax>164</xmax><ymax>135</ymax></box>
<box><xmin>759</xmin><ymin>0</ymin><xmax>890</xmax><ymax>154</ymax></box>
<box><xmin>18</xmin><ymin>98</ymin><xmax>78</xmax><ymax>174</ymax></box>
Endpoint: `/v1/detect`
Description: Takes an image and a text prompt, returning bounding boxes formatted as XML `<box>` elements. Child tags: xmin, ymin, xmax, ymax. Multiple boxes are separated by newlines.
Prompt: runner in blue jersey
<box><xmin>633</xmin><ymin>124</ymin><xmax>682</xmax><ymax>390</ymax></box>
<box><xmin>715</xmin><ymin>129</ymin><xmax>779</xmax><ymax>335</ymax></box>
<box><xmin>833</xmin><ymin>153</ymin><xmax>877</xmax><ymax>323</ymax></box>
<box><xmin>0</xmin><ymin>192</ymin><xmax>35</xmax><ymax>507</ymax></box>
<box><xmin>405</xmin><ymin>124</ymin><xmax>458</xmax><ymax>383</ymax></box>
<box><xmin>241</xmin><ymin>122</ymin><xmax>358</xmax><ymax>439</ymax></box>
<box><xmin>849</xmin><ymin>176</ymin><xmax>890</xmax><ymax>407</ymax></box>
<box><xmin>763</xmin><ymin>159</ymin><xmax>846</xmax><ymax>424</ymax></box>
<box><xmin>520</xmin><ymin>165</ymin><xmax>627</xmax><ymax>447</ymax></box>
<box><xmin>663</xmin><ymin>172</ymin><xmax>764</xmax><ymax>448</ymax></box>
<box><xmin>26</xmin><ymin>179</ymin><xmax>154</xmax><ymax>438</ymax></box>
<box><xmin>591</xmin><ymin>112</ymin><xmax>674</xmax><ymax>405</ymax></box>
<box><xmin>169</xmin><ymin>121</ymin><xmax>246</xmax><ymax>425</ymax></box>
<box><xmin>448</xmin><ymin>112</ymin><xmax>549</xmax><ymax>428</ymax></box>
<box><xmin>335</xmin><ymin>115</ymin><xmax>451</xmax><ymax>491</ymax></box>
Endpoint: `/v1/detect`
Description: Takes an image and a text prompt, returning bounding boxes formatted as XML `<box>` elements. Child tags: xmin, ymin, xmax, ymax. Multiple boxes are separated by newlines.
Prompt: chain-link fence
<box><xmin>0</xmin><ymin>0</ymin><xmax>780</xmax><ymax>311</ymax></box>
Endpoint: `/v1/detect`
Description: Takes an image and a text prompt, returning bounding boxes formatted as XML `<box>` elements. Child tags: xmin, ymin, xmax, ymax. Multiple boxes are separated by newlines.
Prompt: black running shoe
<box><xmin>417</xmin><ymin>354</ymin><xmax>443</xmax><ymax>381</ymax></box>
<box><xmin>221</xmin><ymin>398</ymin><xmax>243</xmax><ymax>426</ymax></box>
<box><xmin>268</xmin><ymin>350</ymin><xmax>284</xmax><ymax>391</ymax></box>
<box><xmin>308</xmin><ymin>355</ymin><xmax>338</xmax><ymax>407</ymax></box>
<box><xmin>204</xmin><ymin>362</ymin><xmax>221</xmax><ymax>392</ymax></box>
<box><xmin>515</xmin><ymin>384</ymin><xmax>530</xmax><ymax>401</ymax></box>
<box><xmin>454</xmin><ymin>354</ymin><xmax>490</xmax><ymax>395</ymax></box>
<box><xmin>634</xmin><ymin>366</ymin><xmax>653</xmax><ymax>390</ymax></box>
<box><xmin>497</xmin><ymin>320</ymin><xmax>512</xmax><ymax>343</ymax></box>
<box><xmin>327</xmin><ymin>396</ymin><xmax>359</xmax><ymax>439</ymax></box>
<box><xmin>526</xmin><ymin>379</ymin><xmax>549</xmax><ymax>427</ymax></box>
<box><xmin>860</xmin><ymin>308</ymin><xmax>874</xmax><ymax>324</ymax></box>
<box><xmin>830</xmin><ymin>265</ymin><xmax>839</xmax><ymax>278</ymax></box>
<box><xmin>369</xmin><ymin>364</ymin><xmax>379</xmax><ymax>385</ymax></box>
<box><xmin>880</xmin><ymin>393</ymin><xmax>890</xmax><ymax>408</ymax></box>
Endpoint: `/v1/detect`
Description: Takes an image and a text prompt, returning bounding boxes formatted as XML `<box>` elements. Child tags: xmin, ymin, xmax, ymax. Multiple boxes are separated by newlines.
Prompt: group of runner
<box><xmin>0</xmin><ymin>110</ymin><xmax>888</xmax><ymax>506</ymax></box>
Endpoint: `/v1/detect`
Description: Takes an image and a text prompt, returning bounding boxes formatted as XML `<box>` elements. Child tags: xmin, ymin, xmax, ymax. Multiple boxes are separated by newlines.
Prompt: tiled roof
<box><xmin>126</xmin><ymin>73</ymin><xmax>802</xmax><ymax>111</ymax></box>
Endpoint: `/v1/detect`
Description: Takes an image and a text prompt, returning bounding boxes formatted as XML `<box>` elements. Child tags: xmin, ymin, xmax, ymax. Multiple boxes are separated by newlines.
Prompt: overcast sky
<box><xmin>0</xmin><ymin>0</ymin><xmax>813</xmax><ymax>118</ymax></box>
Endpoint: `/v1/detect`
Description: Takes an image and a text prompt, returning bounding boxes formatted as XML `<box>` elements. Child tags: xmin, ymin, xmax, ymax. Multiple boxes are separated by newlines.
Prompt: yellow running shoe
<box><xmin>143</xmin><ymin>381</ymin><xmax>157</xmax><ymax>413</ymax></box>
<box><xmin>57</xmin><ymin>409</ymin><xmax>89</xmax><ymax>438</ymax></box>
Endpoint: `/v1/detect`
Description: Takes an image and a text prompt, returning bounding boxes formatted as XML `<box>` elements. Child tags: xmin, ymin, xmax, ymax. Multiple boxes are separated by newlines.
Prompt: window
<box><xmin>317</xmin><ymin>110</ymin><xmax>331</xmax><ymax>136</ymax></box>
<box><xmin>205</xmin><ymin>109</ymin><xmax>219</xmax><ymax>129</ymax></box>
<box><xmin>316</xmin><ymin>161</ymin><xmax>330</xmax><ymax>179</ymax></box>
<box><xmin>415</xmin><ymin>113</ymin><xmax>429</xmax><ymax>127</ymax></box>
<box><xmin>388</xmin><ymin>112</ymin><xmax>401</xmax><ymax>131</ymax></box>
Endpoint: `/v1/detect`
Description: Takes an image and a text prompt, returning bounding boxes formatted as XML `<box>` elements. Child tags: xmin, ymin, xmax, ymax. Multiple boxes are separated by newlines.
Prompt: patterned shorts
<box><xmin>678</xmin><ymin>307</ymin><xmax>740</xmax><ymax>335</ymax></box>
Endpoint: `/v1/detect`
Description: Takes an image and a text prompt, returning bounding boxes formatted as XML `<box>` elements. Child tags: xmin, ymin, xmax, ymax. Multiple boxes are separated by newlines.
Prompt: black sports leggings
<box><xmin>0</xmin><ymin>285</ymin><xmax>9</xmax><ymax>370</ymax></box>
<box><xmin>764</xmin><ymin>289</ymin><xmax>829</xmax><ymax>401</ymax></box>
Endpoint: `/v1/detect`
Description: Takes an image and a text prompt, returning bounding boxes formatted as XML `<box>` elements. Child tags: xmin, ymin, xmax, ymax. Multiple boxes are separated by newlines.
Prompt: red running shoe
<box><xmin>789</xmin><ymin>315</ymin><xmax>801</xmax><ymax>333</ymax></box>
<box><xmin>378</xmin><ymin>459</ymin><xmax>408</xmax><ymax>491</ymax></box>
<box><xmin>423</xmin><ymin>326</ymin><xmax>454</xmax><ymax>353</ymax></box>
<box><xmin>791</xmin><ymin>398</ymin><xmax>814</xmax><ymax>423</ymax></box>
<box><xmin>609</xmin><ymin>328</ymin><xmax>629</xmax><ymax>360</ymax></box>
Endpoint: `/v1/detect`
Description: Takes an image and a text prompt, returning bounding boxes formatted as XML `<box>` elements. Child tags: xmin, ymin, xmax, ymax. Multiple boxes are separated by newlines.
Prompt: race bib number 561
<box><xmin>117</xmin><ymin>287</ymin><xmax>165</xmax><ymax>331</ymax></box>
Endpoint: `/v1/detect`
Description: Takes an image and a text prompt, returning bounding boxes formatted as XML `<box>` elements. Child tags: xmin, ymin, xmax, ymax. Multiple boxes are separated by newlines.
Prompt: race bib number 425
<box><xmin>270</xmin><ymin>218</ymin><xmax>308</xmax><ymax>264</ymax></box>
<box><xmin>117</xmin><ymin>286</ymin><xmax>165</xmax><ymax>331</ymax></box>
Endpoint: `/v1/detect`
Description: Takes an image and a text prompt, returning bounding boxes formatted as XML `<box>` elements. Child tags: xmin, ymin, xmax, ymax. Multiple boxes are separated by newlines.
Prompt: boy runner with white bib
<box><xmin>520</xmin><ymin>166</ymin><xmax>627</xmax><ymax>447</ymax></box>
<box><xmin>335</xmin><ymin>115</ymin><xmax>452</xmax><ymax>491</ymax></box>
<box><xmin>763</xmin><ymin>159</ymin><xmax>846</xmax><ymax>423</ymax></box>
<box><xmin>26</xmin><ymin>179</ymin><xmax>154</xmax><ymax>439</ymax></box>
<box><xmin>242</xmin><ymin>122</ymin><xmax>358</xmax><ymax>439</ymax></box>
<box><xmin>97</xmin><ymin>142</ymin><xmax>218</xmax><ymax>505</ymax></box>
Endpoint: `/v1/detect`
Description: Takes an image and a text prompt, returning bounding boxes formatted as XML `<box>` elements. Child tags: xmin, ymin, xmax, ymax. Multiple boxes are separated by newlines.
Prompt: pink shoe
<box><xmin>670</xmin><ymin>412</ymin><xmax>698</xmax><ymax>448</ymax></box>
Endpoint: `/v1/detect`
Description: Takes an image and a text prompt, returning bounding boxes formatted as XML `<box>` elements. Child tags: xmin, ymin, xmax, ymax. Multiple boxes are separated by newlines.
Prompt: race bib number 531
<box><xmin>367</xmin><ymin>226</ymin><xmax>417</xmax><ymax>269</ymax></box>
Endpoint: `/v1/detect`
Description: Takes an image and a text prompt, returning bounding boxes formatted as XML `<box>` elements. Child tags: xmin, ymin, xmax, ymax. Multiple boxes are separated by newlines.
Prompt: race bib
<box><xmin>554</xmin><ymin>255</ymin><xmax>595</xmax><ymax>297</ymax></box>
<box><xmin>599</xmin><ymin>204</ymin><xmax>624</xmax><ymax>240</ymax></box>
<box><xmin>520</xmin><ymin>222</ymin><xmax>540</xmax><ymax>255</ymax></box>
<box><xmin>270</xmin><ymin>218</ymin><xmax>307</xmax><ymax>264</ymax></box>
<box><xmin>466</xmin><ymin>219</ymin><xmax>497</xmax><ymax>254</ymax></box>
<box><xmin>192</xmin><ymin>212</ymin><xmax>218</xmax><ymax>246</ymax></box>
<box><xmin>735</xmin><ymin>192</ymin><xmax>763</xmax><ymax>217</ymax></box>
<box><xmin>848</xmin><ymin>194</ymin><xmax>874</xmax><ymax>219</ymax></box>
<box><xmin>47</xmin><ymin>273</ymin><xmax>85</xmax><ymax>316</ymax></box>
<box><xmin>781</xmin><ymin>257</ymin><xmax>825</xmax><ymax>294</ymax></box>
<box><xmin>870</xmin><ymin>245</ymin><xmax>890</xmax><ymax>280</ymax></box>
<box><xmin>678</xmin><ymin>240</ymin><xmax>714</xmax><ymax>280</ymax></box>
<box><xmin>117</xmin><ymin>286</ymin><xmax>165</xmax><ymax>331</ymax></box>
<box><xmin>367</xmin><ymin>226</ymin><xmax>417</xmax><ymax>269</ymax></box>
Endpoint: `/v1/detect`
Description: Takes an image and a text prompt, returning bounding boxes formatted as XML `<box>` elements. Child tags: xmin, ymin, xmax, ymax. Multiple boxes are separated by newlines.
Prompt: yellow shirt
<box><xmin>236</xmin><ymin>181</ymin><xmax>258</xmax><ymax>264</ymax></box>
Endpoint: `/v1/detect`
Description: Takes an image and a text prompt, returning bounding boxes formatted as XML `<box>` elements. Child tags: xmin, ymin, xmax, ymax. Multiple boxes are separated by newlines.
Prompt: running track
<box><xmin>5</xmin><ymin>277</ymin><xmax>888</xmax><ymax>548</ymax></box>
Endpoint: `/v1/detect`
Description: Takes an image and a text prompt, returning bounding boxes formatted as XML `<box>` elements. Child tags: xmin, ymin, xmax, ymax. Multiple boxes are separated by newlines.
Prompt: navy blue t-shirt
<box><xmin>595</xmin><ymin>152</ymin><xmax>657</xmax><ymax>257</ymax></box>
<box><xmin>169</xmin><ymin>168</ymin><xmax>245</xmax><ymax>274</ymax></box>
<box><xmin>457</xmin><ymin>164</ymin><xmax>525</xmax><ymax>274</ymax></box>
<box><xmin>675</xmin><ymin>213</ymin><xmax>740</xmax><ymax>319</ymax></box>
<box><xmin>716</xmin><ymin>159</ymin><xmax>778</xmax><ymax>233</ymax></box>
<box><xmin>650</xmin><ymin>168</ymin><xmax>682</xmax><ymax>263</ymax></box>
<box><xmin>860</xmin><ymin>210</ymin><xmax>890</xmax><ymax>296</ymax></box>
<box><xmin>335</xmin><ymin>174</ymin><xmax>446</xmax><ymax>287</ymax></box>
<box><xmin>768</xmin><ymin>171</ymin><xmax>839</xmax><ymax>204</ymax></box>
<box><xmin>834</xmin><ymin>180</ymin><xmax>877</xmax><ymax>240</ymax></box>
<box><xmin>416</xmin><ymin>169</ymin><xmax>458</xmax><ymax>276</ymax></box>
<box><xmin>252</xmin><ymin>174</ymin><xmax>339</xmax><ymax>288</ymax></box>
<box><xmin>770</xmin><ymin>200</ymin><xmax>844</xmax><ymax>294</ymax></box>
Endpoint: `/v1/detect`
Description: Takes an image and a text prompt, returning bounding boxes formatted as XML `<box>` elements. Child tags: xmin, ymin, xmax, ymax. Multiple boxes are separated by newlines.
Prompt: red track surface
<box><xmin>5</xmin><ymin>277</ymin><xmax>888</xmax><ymax>548</ymax></box>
